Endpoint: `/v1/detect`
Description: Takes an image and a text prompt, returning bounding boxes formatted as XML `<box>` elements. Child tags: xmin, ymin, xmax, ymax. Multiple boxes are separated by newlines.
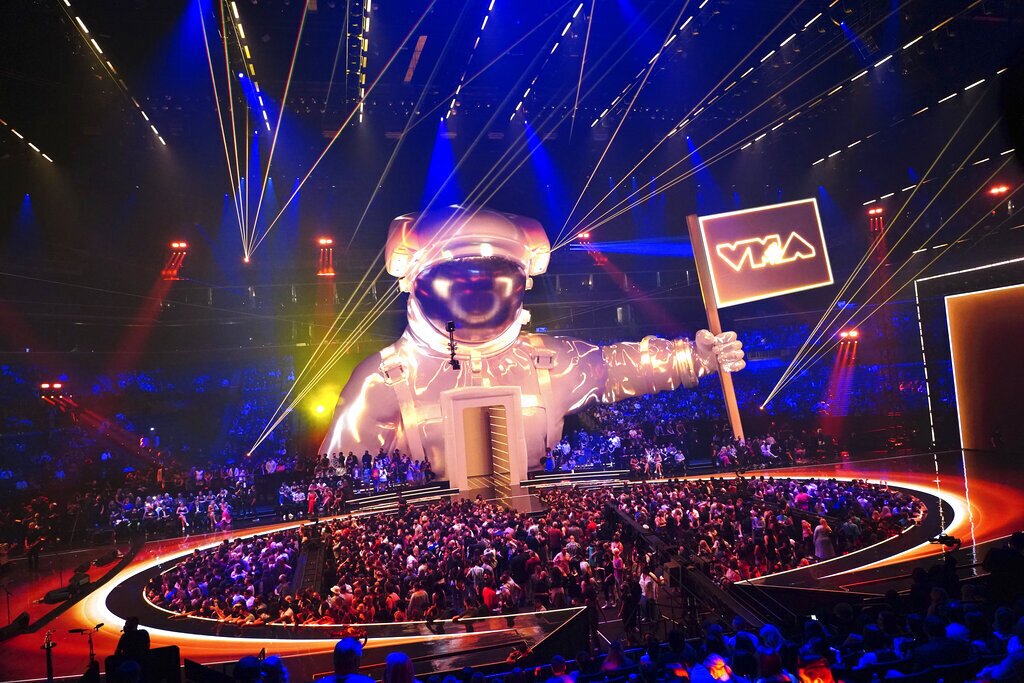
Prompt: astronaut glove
<box><xmin>694</xmin><ymin>329</ymin><xmax>746</xmax><ymax>377</ymax></box>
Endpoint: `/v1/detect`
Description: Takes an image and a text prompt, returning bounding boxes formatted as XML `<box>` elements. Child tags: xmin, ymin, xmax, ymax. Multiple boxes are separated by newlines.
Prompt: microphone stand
<box><xmin>446</xmin><ymin>321</ymin><xmax>460</xmax><ymax>370</ymax></box>
<box><xmin>41</xmin><ymin>629</ymin><xmax>56</xmax><ymax>683</ymax></box>
<box><xmin>0</xmin><ymin>581</ymin><xmax>11</xmax><ymax>625</ymax></box>
<box><xmin>69</xmin><ymin>623</ymin><xmax>102</xmax><ymax>682</ymax></box>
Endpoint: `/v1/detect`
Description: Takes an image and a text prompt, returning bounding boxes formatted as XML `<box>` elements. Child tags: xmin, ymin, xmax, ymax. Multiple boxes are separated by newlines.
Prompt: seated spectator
<box><xmin>909</xmin><ymin>616</ymin><xmax>972</xmax><ymax>669</ymax></box>
<box><xmin>384</xmin><ymin>652</ymin><xmax>421</xmax><ymax>683</ymax></box>
<box><xmin>601</xmin><ymin>640</ymin><xmax>635</xmax><ymax>673</ymax></box>
<box><xmin>233</xmin><ymin>656</ymin><xmax>262</xmax><ymax>683</ymax></box>
<box><xmin>114</xmin><ymin>617</ymin><xmax>150</xmax><ymax>664</ymax></box>
<box><xmin>545</xmin><ymin>655</ymin><xmax>573</xmax><ymax>683</ymax></box>
<box><xmin>261</xmin><ymin>656</ymin><xmax>289</xmax><ymax>683</ymax></box>
<box><xmin>321</xmin><ymin>638</ymin><xmax>375</xmax><ymax>683</ymax></box>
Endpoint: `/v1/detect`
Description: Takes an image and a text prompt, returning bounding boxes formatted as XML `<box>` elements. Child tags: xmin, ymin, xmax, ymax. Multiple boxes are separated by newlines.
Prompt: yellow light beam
<box><xmin>553</xmin><ymin>0</ymin><xmax>811</xmax><ymax>247</ymax></box>
<box><xmin>251</xmin><ymin>1</ymin><xmax>311</xmax><ymax>243</ymax></box>
<box><xmin>765</xmin><ymin>156</ymin><xmax>1015</xmax><ymax>404</ymax></box>
<box><xmin>765</xmin><ymin>96</ymin><xmax>999</xmax><ymax>400</ymax></box>
<box><xmin>198</xmin><ymin>0</ymin><xmax>246</xmax><ymax>253</ymax></box>
<box><xmin>249</xmin><ymin>1</ymin><xmax>438</xmax><ymax>256</ymax></box>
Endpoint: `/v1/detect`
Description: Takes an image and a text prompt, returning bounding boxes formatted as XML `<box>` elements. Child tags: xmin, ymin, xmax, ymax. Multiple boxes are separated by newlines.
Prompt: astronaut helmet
<box><xmin>385</xmin><ymin>206</ymin><xmax>550</xmax><ymax>348</ymax></box>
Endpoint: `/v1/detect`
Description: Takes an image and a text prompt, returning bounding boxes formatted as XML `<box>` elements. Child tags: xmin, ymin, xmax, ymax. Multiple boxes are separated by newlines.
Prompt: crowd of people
<box><xmin>0</xmin><ymin>439</ymin><xmax>300</xmax><ymax>563</ymax></box>
<box><xmin>186</xmin><ymin>533</ymin><xmax>1024</xmax><ymax>683</ymax></box>
<box><xmin>606</xmin><ymin>476</ymin><xmax>925</xmax><ymax>583</ymax></box>
<box><xmin>157</xmin><ymin>474</ymin><xmax>925</xmax><ymax>639</ymax></box>
<box><xmin>204</xmin><ymin>531</ymin><xmax>1024</xmax><ymax>683</ymax></box>
<box><xmin>541</xmin><ymin>384</ymin><xmax>841</xmax><ymax>478</ymax></box>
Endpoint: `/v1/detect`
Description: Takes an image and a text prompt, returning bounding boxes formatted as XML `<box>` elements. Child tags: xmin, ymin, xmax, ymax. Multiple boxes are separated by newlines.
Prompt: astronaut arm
<box><xmin>593</xmin><ymin>331</ymin><xmax>745</xmax><ymax>404</ymax></box>
<box><xmin>319</xmin><ymin>353</ymin><xmax>401</xmax><ymax>456</ymax></box>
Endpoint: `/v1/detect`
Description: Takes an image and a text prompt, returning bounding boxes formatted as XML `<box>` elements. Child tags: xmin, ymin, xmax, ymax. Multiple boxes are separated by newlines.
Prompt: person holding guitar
<box><xmin>24</xmin><ymin>522</ymin><xmax>44</xmax><ymax>572</ymax></box>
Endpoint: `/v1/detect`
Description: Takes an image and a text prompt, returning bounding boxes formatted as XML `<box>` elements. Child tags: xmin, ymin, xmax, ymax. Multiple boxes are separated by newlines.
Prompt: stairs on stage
<box><xmin>344</xmin><ymin>480</ymin><xmax>459</xmax><ymax>513</ymax></box>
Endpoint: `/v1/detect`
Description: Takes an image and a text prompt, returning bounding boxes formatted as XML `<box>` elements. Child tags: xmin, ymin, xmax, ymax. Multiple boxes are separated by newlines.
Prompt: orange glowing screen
<box><xmin>696</xmin><ymin>198</ymin><xmax>833</xmax><ymax>308</ymax></box>
<box><xmin>945</xmin><ymin>283</ymin><xmax>1024</xmax><ymax>450</ymax></box>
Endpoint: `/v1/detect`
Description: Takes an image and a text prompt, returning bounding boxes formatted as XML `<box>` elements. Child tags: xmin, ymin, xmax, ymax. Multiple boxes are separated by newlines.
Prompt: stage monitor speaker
<box><xmin>95</xmin><ymin>549</ymin><xmax>121</xmax><ymax>566</ymax></box>
<box><xmin>0</xmin><ymin>611</ymin><xmax>30</xmax><ymax>640</ymax></box>
<box><xmin>184</xmin><ymin>658</ymin><xmax>232</xmax><ymax>683</ymax></box>
<box><xmin>70</xmin><ymin>572</ymin><xmax>91</xmax><ymax>589</ymax></box>
<box><xmin>43</xmin><ymin>587</ymin><xmax>72</xmax><ymax>604</ymax></box>
<box><xmin>75</xmin><ymin>561</ymin><xmax>93</xmax><ymax>574</ymax></box>
<box><xmin>107</xmin><ymin>646</ymin><xmax>181</xmax><ymax>683</ymax></box>
<box><xmin>664</xmin><ymin>560</ymin><xmax>685</xmax><ymax>589</ymax></box>
<box><xmin>146</xmin><ymin>646</ymin><xmax>182</xmax><ymax>683</ymax></box>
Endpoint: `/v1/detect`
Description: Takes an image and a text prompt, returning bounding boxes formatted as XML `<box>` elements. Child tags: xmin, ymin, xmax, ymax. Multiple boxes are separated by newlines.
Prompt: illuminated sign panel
<box><xmin>697</xmin><ymin>198</ymin><xmax>832</xmax><ymax>308</ymax></box>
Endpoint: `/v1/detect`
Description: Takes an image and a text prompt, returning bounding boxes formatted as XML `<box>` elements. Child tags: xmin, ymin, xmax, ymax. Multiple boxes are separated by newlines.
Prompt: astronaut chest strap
<box><xmin>379</xmin><ymin>354</ymin><xmax>409</xmax><ymax>386</ymax></box>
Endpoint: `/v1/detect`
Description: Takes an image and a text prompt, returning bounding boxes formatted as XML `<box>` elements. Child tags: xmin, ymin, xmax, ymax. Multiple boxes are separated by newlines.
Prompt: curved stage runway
<box><xmin>2</xmin><ymin>449</ymin><xmax>1021</xmax><ymax>682</ymax></box>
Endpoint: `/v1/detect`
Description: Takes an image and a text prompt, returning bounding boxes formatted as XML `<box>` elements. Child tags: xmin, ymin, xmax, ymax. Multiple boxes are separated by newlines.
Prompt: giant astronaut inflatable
<box><xmin>321</xmin><ymin>206</ymin><xmax>745</xmax><ymax>492</ymax></box>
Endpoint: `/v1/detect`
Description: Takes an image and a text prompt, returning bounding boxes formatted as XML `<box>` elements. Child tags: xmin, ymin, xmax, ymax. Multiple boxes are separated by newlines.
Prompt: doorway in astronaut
<box><xmin>441</xmin><ymin>386</ymin><xmax>532</xmax><ymax>508</ymax></box>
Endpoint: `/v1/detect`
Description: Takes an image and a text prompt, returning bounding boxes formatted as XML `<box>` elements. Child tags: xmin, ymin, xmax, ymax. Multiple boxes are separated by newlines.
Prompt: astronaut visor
<box><xmin>413</xmin><ymin>256</ymin><xmax>527</xmax><ymax>343</ymax></box>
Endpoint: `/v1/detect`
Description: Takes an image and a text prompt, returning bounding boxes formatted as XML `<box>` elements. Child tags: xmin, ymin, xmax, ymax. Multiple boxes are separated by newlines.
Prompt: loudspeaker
<box><xmin>146</xmin><ymin>646</ymin><xmax>182</xmax><ymax>683</ymax></box>
<box><xmin>184</xmin><ymin>658</ymin><xmax>232</xmax><ymax>683</ymax></box>
<box><xmin>95</xmin><ymin>549</ymin><xmax>121</xmax><ymax>566</ymax></box>
<box><xmin>75</xmin><ymin>561</ymin><xmax>93</xmax><ymax>574</ymax></box>
<box><xmin>664</xmin><ymin>561</ymin><xmax>685</xmax><ymax>589</ymax></box>
<box><xmin>0</xmin><ymin>611</ymin><xmax>30</xmax><ymax>640</ymax></box>
<box><xmin>43</xmin><ymin>587</ymin><xmax>72</xmax><ymax>604</ymax></box>
<box><xmin>70</xmin><ymin>572</ymin><xmax>90</xmax><ymax>590</ymax></box>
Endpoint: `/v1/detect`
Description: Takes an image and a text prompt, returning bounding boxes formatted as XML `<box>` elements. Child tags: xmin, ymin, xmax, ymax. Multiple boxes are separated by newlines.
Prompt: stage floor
<box><xmin>1</xmin><ymin>448</ymin><xmax>1021</xmax><ymax>683</ymax></box>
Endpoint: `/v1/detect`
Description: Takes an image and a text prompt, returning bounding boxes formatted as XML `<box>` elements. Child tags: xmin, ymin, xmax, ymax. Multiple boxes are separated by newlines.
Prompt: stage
<box><xmin>1</xmin><ymin>448</ymin><xmax>1021</xmax><ymax>683</ymax></box>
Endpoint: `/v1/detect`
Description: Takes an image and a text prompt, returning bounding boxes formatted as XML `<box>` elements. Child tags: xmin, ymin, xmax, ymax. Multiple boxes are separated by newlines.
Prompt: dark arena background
<box><xmin>2</xmin><ymin>1</ymin><xmax>1024</xmax><ymax>682</ymax></box>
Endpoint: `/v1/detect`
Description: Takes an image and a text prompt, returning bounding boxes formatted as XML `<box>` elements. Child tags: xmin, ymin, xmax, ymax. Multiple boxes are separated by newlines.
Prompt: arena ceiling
<box><xmin>0</xmin><ymin>0</ymin><xmax>1022</xmax><ymax>347</ymax></box>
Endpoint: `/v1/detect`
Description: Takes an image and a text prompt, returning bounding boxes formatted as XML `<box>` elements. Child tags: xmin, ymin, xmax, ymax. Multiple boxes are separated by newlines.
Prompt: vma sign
<box><xmin>697</xmin><ymin>198</ymin><xmax>832</xmax><ymax>308</ymax></box>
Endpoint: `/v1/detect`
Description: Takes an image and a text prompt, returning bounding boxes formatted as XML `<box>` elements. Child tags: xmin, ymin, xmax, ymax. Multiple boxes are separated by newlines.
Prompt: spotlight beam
<box><xmin>766</xmin><ymin>193</ymin><xmax>1022</xmax><ymax>404</ymax></box>
<box><xmin>765</xmin><ymin>156</ymin><xmax>1016</xmax><ymax>404</ymax></box>
<box><xmin>250</xmin><ymin>0</ymin><xmax>754</xmax><ymax>450</ymax></box>
<box><xmin>344</xmin><ymin>0</ymin><xmax>476</xmax><ymax>250</ymax></box>
<box><xmin>553</xmin><ymin>0</ymin><xmax>811</xmax><ymax>247</ymax></box>
<box><xmin>553</xmin><ymin>0</ymin><xmax>982</xmax><ymax>251</ymax></box>
<box><xmin>764</xmin><ymin>92</ymin><xmax>998</xmax><ymax>403</ymax></box>
<box><xmin>221</xmin><ymin>0</ymin><xmax>247</xmax><ymax>255</ymax></box>
<box><xmin>253</xmin><ymin>28</ymin><xmax>592</xmax><ymax>449</ymax></box>
<box><xmin>251</xmin><ymin>1</ymin><xmax>311</xmax><ymax>245</ymax></box>
<box><xmin>774</xmin><ymin>115</ymin><xmax>1000</xmax><ymax>392</ymax></box>
<box><xmin>551</xmin><ymin>0</ymin><xmax>978</xmax><ymax>253</ymax></box>
<box><xmin>558</xmin><ymin>0</ymin><xmax>693</xmax><ymax>249</ymax></box>
<box><xmin>568</xmin><ymin>0</ymin><xmax>595</xmax><ymax>139</ymax></box>
<box><xmin>249</xmin><ymin>2</ymin><xmax>439</xmax><ymax>257</ymax></box>
<box><xmin>766</xmin><ymin>71</ymin><xmax>1002</xmax><ymax>397</ymax></box>
<box><xmin>198</xmin><ymin>0</ymin><xmax>246</xmax><ymax>253</ymax></box>
<box><xmin>264</xmin><ymin>0</ymin><xmax>661</xmax><ymax>421</ymax></box>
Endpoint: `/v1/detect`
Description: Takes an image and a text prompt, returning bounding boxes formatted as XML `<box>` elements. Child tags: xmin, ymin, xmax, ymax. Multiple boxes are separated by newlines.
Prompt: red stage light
<box><xmin>578</xmin><ymin>231</ymin><xmax>591</xmax><ymax>240</ymax></box>
<box><xmin>317</xmin><ymin>237</ymin><xmax>335</xmax><ymax>277</ymax></box>
<box><xmin>243</xmin><ymin>256</ymin><xmax>250</xmax><ymax>263</ymax></box>
<box><xmin>867</xmin><ymin>208</ymin><xmax>884</xmax><ymax>216</ymax></box>
<box><xmin>163</xmin><ymin>241</ymin><xmax>189</xmax><ymax>280</ymax></box>
<box><xmin>40</xmin><ymin>383</ymin><xmax>50</xmax><ymax>389</ymax></box>
<box><xmin>840</xmin><ymin>331</ymin><xmax>849</xmax><ymax>339</ymax></box>
<box><xmin>988</xmin><ymin>184</ymin><xmax>1010</xmax><ymax>196</ymax></box>
<box><xmin>849</xmin><ymin>329</ymin><xmax>859</xmax><ymax>338</ymax></box>
<box><xmin>52</xmin><ymin>382</ymin><xmax>62</xmax><ymax>389</ymax></box>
